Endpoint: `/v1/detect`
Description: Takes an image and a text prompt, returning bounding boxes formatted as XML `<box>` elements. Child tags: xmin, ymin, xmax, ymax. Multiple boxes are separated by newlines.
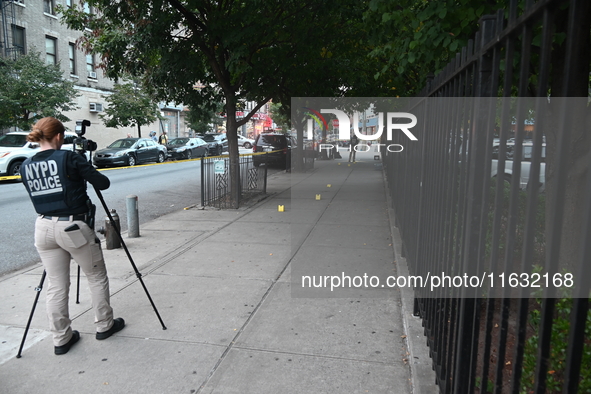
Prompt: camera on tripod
<box><xmin>74</xmin><ymin>119</ymin><xmax>97</xmax><ymax>154</ymax></box>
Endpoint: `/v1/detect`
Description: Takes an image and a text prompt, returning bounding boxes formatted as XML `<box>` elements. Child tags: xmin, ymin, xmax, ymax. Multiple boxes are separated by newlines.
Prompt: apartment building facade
<box><xmin>0</xmin><ymin>0</ymin><xmax>187</xmax><ymax>149</ymax></box>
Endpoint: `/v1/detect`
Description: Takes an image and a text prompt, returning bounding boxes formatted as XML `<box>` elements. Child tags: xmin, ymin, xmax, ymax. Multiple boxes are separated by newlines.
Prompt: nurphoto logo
<box><xmin>303</xmin><ymin>107</ymin><xmax>418</xmax><ymax>153</ymax></box>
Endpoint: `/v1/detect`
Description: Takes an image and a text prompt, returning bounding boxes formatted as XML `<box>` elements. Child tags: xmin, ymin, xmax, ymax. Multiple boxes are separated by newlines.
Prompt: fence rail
<box><xmin>382</xmin><ymin>1</ymin><xmax>590</xmax><ymax>393</ymax></box>
<box><xmin>200</xmin><ymin>153</ymin><xmax>267</xmax><ymax>209</ymax></box>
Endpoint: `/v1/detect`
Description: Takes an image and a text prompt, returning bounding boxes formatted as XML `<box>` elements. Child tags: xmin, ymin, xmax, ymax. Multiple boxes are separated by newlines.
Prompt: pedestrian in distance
<box><xmin>158</xmin><ymin>131</ymin><xmax>168</xmax><ymax>145</ymax></box>
<box><xmin>150</xmin><ymin>131</ymin><xmax>158</xmax><ymax>143</ymax></box>
<box><xmin>349</xmin><ymin>133</ymin><xmax>359</xmax><ymax>162</ymax></box>
<box><xmin>21</xmin><ymin>117</ymin><xmax>125</xmax><ymax>355</ymax></box>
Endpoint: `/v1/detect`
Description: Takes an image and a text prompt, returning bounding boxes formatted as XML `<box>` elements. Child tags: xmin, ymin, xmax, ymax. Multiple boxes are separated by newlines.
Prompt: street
<box><xmin>0</xmin><ymin>159</ymin><xmax>203</xmax><ymax>276</ymax></box>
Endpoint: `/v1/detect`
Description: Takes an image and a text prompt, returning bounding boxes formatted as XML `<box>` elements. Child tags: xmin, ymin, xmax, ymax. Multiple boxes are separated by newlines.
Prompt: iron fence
<box><xmin>201</xmin><ymin>153</ymin><xmax>267</xmax><ymax>209</ymax></box>
<box><xmin>382</xmin><ymin>0</ymin><xmax>591</xmax><ymax>393</ymax></box>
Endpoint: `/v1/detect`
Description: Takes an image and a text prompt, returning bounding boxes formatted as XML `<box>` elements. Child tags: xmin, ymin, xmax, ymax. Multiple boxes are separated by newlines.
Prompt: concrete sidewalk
<box><xmin>0</xmin><ymin>150</ymin><xmax>437</xmax><ymax>393</ymax></box>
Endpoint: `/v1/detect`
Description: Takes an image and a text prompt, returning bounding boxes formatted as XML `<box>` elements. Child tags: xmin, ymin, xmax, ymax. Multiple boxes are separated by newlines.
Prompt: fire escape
<box><xmin>0</xmin><ymin>0</ymin><xmax>18</xmax><ymax>59</ymax></box>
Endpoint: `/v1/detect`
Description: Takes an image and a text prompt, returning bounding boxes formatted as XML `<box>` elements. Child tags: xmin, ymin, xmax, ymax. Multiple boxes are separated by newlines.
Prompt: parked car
<box><xmin>167</xmin><ymin>137</ymin><xmax>209</xmax><ymax>160</ymax></box>
<box><xmin>202</xmin><ymin>133</ymin><xmax>227</xmax><ymax>154</ymax></box>
<box><xmin>236</xmin><ymin>134</ymin><xmax>255</xmax><ymax>149</ymax></box>
<box><xmin>491</xmin><ymin>142</ymin><xmax>546</xmax><ymax>190</ymax></box>
<box><xmin>93</xmin><ymin>138</ymin><xmax>167</xmax><ymax>168</ymax></box>
<box><xmin>0</xmin><ymin>132</ymin><xmax>38</xmax><ymax>177</ymax></box>
<box><xmin>204</xmin><ymin>140</ymin><xmax>222</xmax><ymax>156</ymax></box>
<box><xmin>0</xmin><ymin>132</ymin><xmax>87</xmax><ymax>177</ymax></box>
<box><xmin>252</xmin><ymin>133</ymin><xmax>296</xmax><ymax>169</ymax></box>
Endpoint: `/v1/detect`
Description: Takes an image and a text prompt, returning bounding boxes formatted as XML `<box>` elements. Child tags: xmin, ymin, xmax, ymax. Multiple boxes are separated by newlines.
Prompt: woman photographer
<box><xmin>21</xmin><ymin>117</ymin><xmax>124</xmax><ymax>355</ymax></box>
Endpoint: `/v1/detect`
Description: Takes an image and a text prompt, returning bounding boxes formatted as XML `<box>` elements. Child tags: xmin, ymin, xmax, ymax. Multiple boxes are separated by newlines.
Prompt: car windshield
<box><xmin>0</xmin><ymin>134</ymin><xmax>27</xmax><ymax>147</ymax></box>
<box><xmin>108</xmin><ymin>139</ymin><xmax>136</xmax><ymax>149</ymax></box>
<box><xmin>202</xmin><ymin>134</ymin><xmax>219</xmax><ymax>142</ymax></box>
<box><xmin>169</xmin><ymin>138</ymin><xmax>189</xmax><ymax>146</ymax></box>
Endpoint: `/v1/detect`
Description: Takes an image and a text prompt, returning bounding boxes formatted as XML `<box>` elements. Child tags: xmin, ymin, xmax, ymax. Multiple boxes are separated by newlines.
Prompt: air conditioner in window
<box><xmin>88</xmin><ymin>71</ymin><xmax>97</xmax><ymax>79</ymax></box>
<box><xmin>89</xmin><ymin>103</ymin><xmax>103</xmax><ymax>112</ymax></box>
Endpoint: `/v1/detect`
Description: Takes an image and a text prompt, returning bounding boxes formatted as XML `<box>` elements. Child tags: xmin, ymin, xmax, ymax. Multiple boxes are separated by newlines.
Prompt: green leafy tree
<box><xmin>0</xmin><ymin>51</ymin><xmax>79</xmax><ymax>130</ymax></box>
<box><xmin>269</xmin><ymin>102</ymin><xmax>289</xmax><ymax>132</ymax></box>
<box><xmin>363</xmin><ymin>0</ymin><xmax>503</xmax><ymax>96</ymax></box>
<box><xmin>100</xmin><ymin>82</ymin><xmax>161</xmax><ymax>138</ymax></box>
<box><xmin>186</xmin><ymin>101</ymin><xmax>224</xmax><ymax>135</ymax></box>
<box><xmin>60</xmin><ymin>0</ymin><xmax>386</xmax><ymax>207</ymax></box>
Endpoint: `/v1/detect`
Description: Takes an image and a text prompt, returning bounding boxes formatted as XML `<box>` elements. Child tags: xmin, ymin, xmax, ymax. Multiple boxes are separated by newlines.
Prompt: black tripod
<box><xmin>16</xmin><ymin>185</ymin><xmax>167</xmax><ymax>358</ymax></box>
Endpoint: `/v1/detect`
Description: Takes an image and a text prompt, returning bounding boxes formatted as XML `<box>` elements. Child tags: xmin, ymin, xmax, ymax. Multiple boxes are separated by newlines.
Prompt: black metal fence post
<box><xmin>200</xmin><ymin>156</ymin><xmax>205</xmax><ymax>207</ymax></box>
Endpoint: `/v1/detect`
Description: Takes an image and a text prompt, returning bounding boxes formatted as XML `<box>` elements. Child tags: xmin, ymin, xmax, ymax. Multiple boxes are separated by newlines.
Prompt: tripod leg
<box><xmin>76</xmin><ymin>265</ymin><xmax>81</xmax><ymax>304</ymax></box>
<box><xmin>93</xmin><ymin>186</ymin><xmax>167</xmax><ymax>330</ymax></box>
<box><xmin>16</xmin><ymin>270</ymin><xmax>47</xmax><ymax>358</ymax></box>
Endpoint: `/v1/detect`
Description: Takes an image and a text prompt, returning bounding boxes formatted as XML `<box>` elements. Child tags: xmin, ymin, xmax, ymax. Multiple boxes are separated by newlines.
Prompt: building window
<box><xmin>86</xmin><ymin>54</ymin><xmax>97</xmax><ymax>78</ymax></box>
<box><xmin>69</xmin><ymin>43</ymin><xmax>76</xmax><ymax>75</ymax></box>
<box><xmin>83</xmin><ymin>2</ymin><xmax>93</xmax><ymax>14</ymax></box>
<box><xmin>86</xmin><ymin>54</ymin><xmax>95</xmax><ymax>72</ymax></box>
<box><xmin>45</xmin><ymin>36</ymin><xmax>57</xmax><ymax>65</ymax></box>
<box><xmin>12</xmin><ymin>25</ymin><xmax>26</xmax><ymax>55</ymax></box>
<box><xmin>43</xmin><ymin>0</ymin><xmax>55</xmax><ymax>15</ymax></box>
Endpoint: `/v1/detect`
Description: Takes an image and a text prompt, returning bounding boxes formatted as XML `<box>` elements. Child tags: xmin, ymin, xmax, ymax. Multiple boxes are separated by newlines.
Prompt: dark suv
<box><xmin>252</xmin><ymin>133</ymin><xmax>296</xmax><ymax>169</ymax></box>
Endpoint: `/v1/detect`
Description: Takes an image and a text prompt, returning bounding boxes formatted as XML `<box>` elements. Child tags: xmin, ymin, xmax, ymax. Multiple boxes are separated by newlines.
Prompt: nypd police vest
<box><xmin>22</xmin><ymin>150</ymin><xmax>87</xmax><ymax>214</ymax></box>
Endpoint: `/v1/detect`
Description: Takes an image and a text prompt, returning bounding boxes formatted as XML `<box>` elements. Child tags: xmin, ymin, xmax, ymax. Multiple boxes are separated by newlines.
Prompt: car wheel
<box><xmin>244</xmin><ymin>142</ymin><xmax>252</xmax><ymax>149</ymax></box>
<box><xmin>127</xmin><ymin>155</ymin><xmax>136</xmax><ymax>166</ymax></box>
<box><xmin>186</xmin><ymin>150</ymin><xmax>192</xmax><ymax>160</ymax></box>
<box><xmin>217</xmin><ymin>147</ymin><xmax>222</xmax><ymax>156</ymax></box>
<box><xmin>203</xmin><ymin>149</ymin><xmax>209</xmax><ymax>158</ymax></box>
<box><xmin>158</xmin><ymin>152</ymin><xmax>165</xmax><ymax>163</ymax></box>
<box><xmin>8</xmin><ymin>160</ymin><xmax>23</xmax><ymax>176</ymax></box>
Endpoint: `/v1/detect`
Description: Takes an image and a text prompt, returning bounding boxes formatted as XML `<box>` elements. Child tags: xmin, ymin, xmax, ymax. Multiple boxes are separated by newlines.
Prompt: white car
<box><xmin>0</xmin><ymin>132</ymin><xmax>88</xmax><ymax>177</ymax></box>
<box><xmin>236</xmin><ymin>134</ymin><xmax>254</xmax><ymax>149</ymax></box>
<box><xmin>212</xmin><ymin>133</ymin><xmax>254</xmax><ymax>149</ymax></box>
<box><xmin>0</xmin><ymin>132</ymin><xmax>39</xmax><ymax>177</ymax></box>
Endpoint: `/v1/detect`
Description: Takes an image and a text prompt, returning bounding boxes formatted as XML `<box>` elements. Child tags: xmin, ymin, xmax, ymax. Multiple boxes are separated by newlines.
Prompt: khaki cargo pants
<box><xmin>34</xmin><ymin>216</ymin><xmax>114</xmax><ymax>346</ymax></box>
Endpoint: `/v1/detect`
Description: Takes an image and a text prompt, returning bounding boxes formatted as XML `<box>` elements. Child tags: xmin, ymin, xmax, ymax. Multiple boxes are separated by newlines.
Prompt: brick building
<box><xmin>0</xmin><ymin>0</ymin><xmax>186</xmax><ymax>148</ymax></box>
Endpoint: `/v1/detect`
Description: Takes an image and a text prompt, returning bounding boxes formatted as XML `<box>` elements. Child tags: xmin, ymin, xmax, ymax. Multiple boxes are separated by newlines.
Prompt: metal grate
<box><xmin>201</xmin><ymin>153</ymin><xmax>268</xmax><ymax>209</ymax></box>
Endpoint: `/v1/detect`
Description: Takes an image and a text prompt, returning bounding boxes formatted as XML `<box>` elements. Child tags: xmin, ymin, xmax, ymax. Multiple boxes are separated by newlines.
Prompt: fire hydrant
<box><xmin>97</xmin><ymin>209</ymin><xmax>121</xmax><ymax>250</ymax></box>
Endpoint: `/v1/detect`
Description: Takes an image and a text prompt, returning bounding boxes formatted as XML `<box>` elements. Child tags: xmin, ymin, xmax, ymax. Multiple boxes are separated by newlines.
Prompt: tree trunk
<box><xmin>225</xmin><ymin>98</ymin><xmax>241</xmax><ymax>209</ymax></box>
<box><xmin>137</xmin><ymin>123</ymin><xmax>142</xmax><ymax>138</ymax></box>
